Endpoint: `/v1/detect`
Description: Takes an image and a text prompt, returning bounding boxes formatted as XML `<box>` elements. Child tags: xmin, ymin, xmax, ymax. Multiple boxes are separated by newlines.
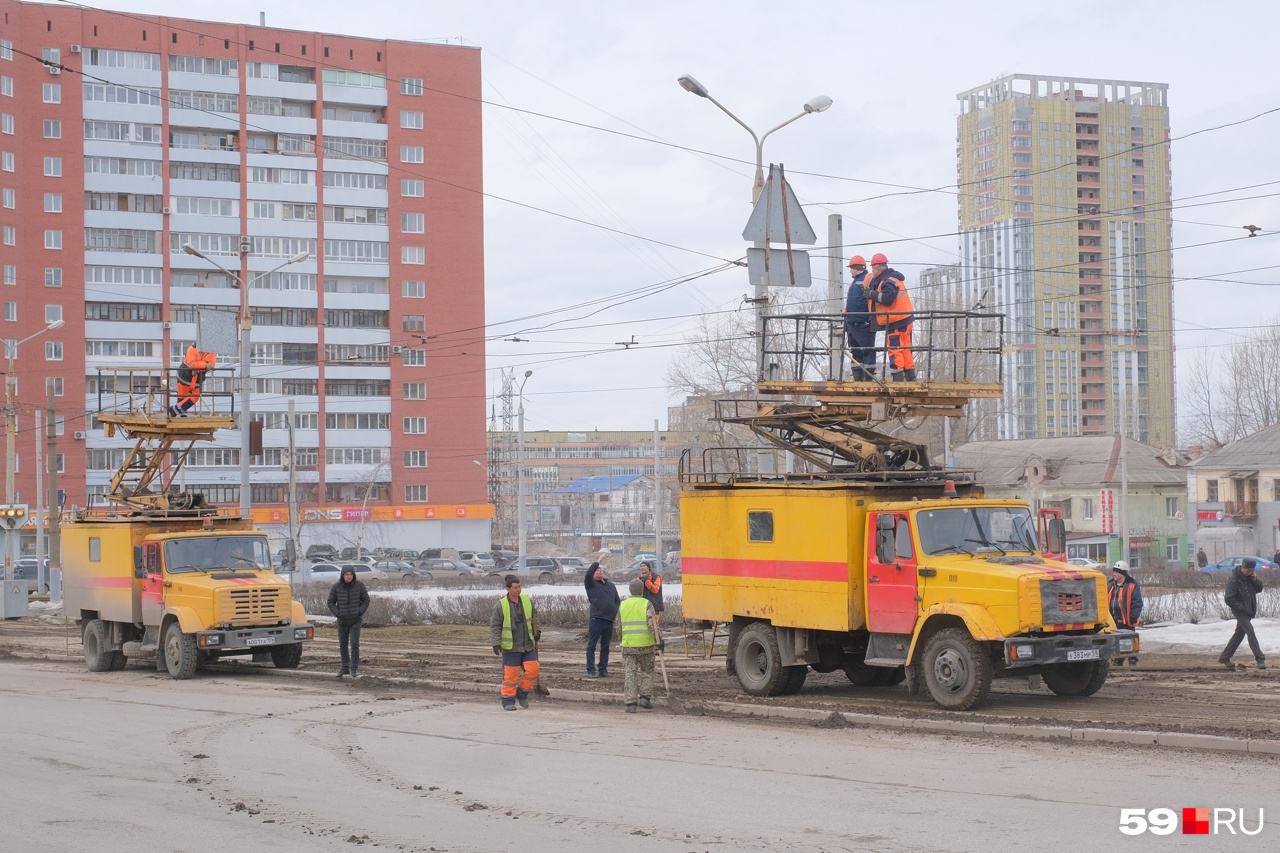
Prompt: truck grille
<box><xmin>218</xmin><ymin>587</ymin><xmax>288</xmax><ymax>627</ymax></box>
<box><xmin>1039</xmin><ymin>579</ymin><xmax>1098</xmax><ymax>625</ymax></box>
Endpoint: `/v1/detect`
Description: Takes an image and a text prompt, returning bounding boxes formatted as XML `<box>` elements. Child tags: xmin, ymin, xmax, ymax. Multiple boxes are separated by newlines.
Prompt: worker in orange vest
<box><xmin>865</xmin><ymin>253</ymin><xmax>916</xmax><ymax>381</ymax></box>
<box><xmin>169</xmin><ymin>344</ymin><xmax>217</xmax><ymax>417</ymax></box>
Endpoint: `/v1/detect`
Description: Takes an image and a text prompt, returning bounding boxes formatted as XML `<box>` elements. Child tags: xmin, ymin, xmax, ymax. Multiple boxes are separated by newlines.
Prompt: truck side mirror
<box><xmin>875</xmin><ymin>515</ymin><xmax>896</xmax><ymax>563</ymax></box>
<box><xmin>1046</xmin><ymin>518</ymin><xmax>1066</xmax><ymax>555</ymax></box>
<box><xmin>133</xmin><ymin>545</ymin><xmax>146</xmax><ymax>579</ymax></box>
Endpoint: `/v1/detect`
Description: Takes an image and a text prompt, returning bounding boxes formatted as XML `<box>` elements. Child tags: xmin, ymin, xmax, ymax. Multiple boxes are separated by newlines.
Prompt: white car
<box><xmin>458</xmin><ymin>551</ymin><xmax>496</xmax><ymax>570</ymax></box>
<box><xmin>1067</xmin><ymin>557</ymin><xmax>1104</xmax><ymax>572</ymax></box>
<box><xmin>293</xmin><ymin>562</ymin><xmax>388</xmax><ymax>583</ymax></box>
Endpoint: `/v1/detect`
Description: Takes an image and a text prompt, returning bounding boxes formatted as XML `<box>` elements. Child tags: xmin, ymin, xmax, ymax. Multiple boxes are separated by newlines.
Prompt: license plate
<box><xmin>1066</xmin><ymin>648</ymin><xmax>1100</xmax><ymax>661</ymax></box>
<box><xmin>246</xmin><ymin>637</ymin><xmax>276</xmax><ymax>646</ymax></box>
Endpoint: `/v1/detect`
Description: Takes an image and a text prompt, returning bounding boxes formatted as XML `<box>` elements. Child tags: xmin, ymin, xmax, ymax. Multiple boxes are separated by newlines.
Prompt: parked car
<box><xmin>306</xmin><ymin>544</ymin><xmax>339</xmax><ymax>562</ymax></box>
<box><xmin>13</xmin><ymin>558</ymin><xmax>47</xmax><ymax>593</ymax></box>
<box><xmin>417</xmin><ymin>558</ymin><xmax>487</xmax><ymax>582</ymax></box>
<box><xmin>663</xmin><ymin>551</ymin><xmax>681</xmax><ymax>568</ymax></box>
<box><xmin>1202</xmin><ymin>555</ymin><xmax>1279</xmax><ymax>573</ymax></box>
<box><xmin>338</xmin><ymin>547</ymin><xmax>378</xmax><ymax>563</ymax></box>
<box><xmin>290</xmin><ymin>562</ymin><xmax>344</xmax><ymax>585</ymax></box>
<box><xmin>1066</xmin><ymin>557</ymin><xmax>1104</xmax><ymax>572</ymax></box>
<box><xmin>490</xmin><ymin>549</ymin><xmax>518</xmax><ymax>569</ymax></box>
<box><xmin>556</xmin><ymin>557</ymin><xmax>591</xmax><ymax>574</ymax></box>
<box><xmin>611</xmin><ymin>557</ymin><xmax>659</xmax><ymax>583</ymax></box>
<box><xmin>458</xmin><ymin>551</ymin><xmax>496</xmax><ymax>570</ymax></box>
<box><xmin>374</xmin><ymin>559</ymin><xmax>418</xmax><ymax>580</ymax></box>
<box><xmin>417</xmin><ymin>547</ymin><xmax>461</xmax><ymax>563</ymax></box>
<box><xmin>504</xmin><ymin>557</ymin><xmax>565</xmax><ymax>584</ymax></box>
<box><xmin>295</xmin><ymin>562</ymin><xmax>388</xmax><ymax>583</ymax></box>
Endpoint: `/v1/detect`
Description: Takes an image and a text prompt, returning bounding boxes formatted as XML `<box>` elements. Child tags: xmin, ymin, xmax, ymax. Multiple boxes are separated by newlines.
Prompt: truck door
<box><xmin>140</xmin><ymin>542</ymin><xmax>164</xmax><ymax>627</ymax></box>
<box><xmin>866</xmin><ymin>512</ymin><xmax>919</xmax><ymax>634</ymax></box>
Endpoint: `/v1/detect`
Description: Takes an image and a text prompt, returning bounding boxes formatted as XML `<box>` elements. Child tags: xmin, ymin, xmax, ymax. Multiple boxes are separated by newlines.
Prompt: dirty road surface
<box><xmin>2</xmin><ymin>658</ymin><xmax>1278</xmax><ymax>852</ymax></box>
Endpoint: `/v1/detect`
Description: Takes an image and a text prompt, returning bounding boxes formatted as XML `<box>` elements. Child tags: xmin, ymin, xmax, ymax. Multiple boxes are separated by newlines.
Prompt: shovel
<box><xmin>656</xmin><ymin>643</ymin><xmax>686</xmax><ymax>714</ymax></box>
<box><xmin>533</xmin><ymin>622</ymin><xmax>550</xmax><ymax>696</ymax></box>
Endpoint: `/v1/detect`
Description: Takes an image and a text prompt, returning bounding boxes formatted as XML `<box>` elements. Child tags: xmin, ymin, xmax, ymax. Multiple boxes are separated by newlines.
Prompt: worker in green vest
<box><xmin>619</xmin><ymin>578</ymin><xmax>662</xmax><ymax>713</ymax></box>
<box><xmin>488</xmin><ymin>575</ymin><xmax>541</xmax><ymax>710</ymax></box>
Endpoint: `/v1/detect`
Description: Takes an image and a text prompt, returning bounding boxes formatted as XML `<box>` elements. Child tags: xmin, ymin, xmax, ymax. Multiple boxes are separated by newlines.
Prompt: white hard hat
<box><xmin>1111</xmin><ymin>560</ymin><xmax>1130</xmax><ymax>572</ymax></box>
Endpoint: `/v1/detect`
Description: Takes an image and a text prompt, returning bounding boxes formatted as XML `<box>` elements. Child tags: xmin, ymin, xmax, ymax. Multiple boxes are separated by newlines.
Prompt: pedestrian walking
<box><xmin>843</xmin><ymin>255</ymin><xmax>876</xmax><ymax>381</ymax></box>
<box><xmin>583</xmin><ymin>561</ymin><xmax>620</xmax><ymax>678</ymax></box>
<box><xmin>1196</xmin><ymin>548</ymin><xmax>1208</xmax><ymax>569</ymax></box>
<box><xmin>488</xmin><ymin>575</ymin><xmax>540</xmax><ymax>710</ymax></box>
<box><xmin>326</xmin><ymin>566</ymin><xmax>369</xmax><ymax>678</ymax></box>
<box><xmin>1219</xmin><ymin>558</ymin><xmax>1266</xmax><ymax>671</ymax></box>
<box><xmin>1108</xmin><ymin>561</ymin><xmax>1143</xmax><ymax>666</ymax></box>
<box><xmin>864</xmin><ymin>253</ymin><xmax>916</xmax><ymax>381</ymax></box>
<box><xmin>620</xmin><ymin>578</ymin><xmax>662</xmax><ymax>712</ymax></box>
<box><xmin>639</xmin><ymin>562</ymin><xmax>664</xmax><ymax>623</ymax></box>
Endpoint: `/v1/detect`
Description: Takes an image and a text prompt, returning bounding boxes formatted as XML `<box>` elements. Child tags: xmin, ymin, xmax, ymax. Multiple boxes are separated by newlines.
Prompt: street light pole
<box><xmin>4</xmin><ymin>319</ymin><xmax>64</xmax><ymax>574</ymax></box>
<box><xmin>516</xmin><ymin>370</ymin><xmax>533</xmax><ymax>565</ymax></box>
<box><xmin>182</xmin><ymin>245</ymin><xmax>308</xmax><ymax>519</ymax></box>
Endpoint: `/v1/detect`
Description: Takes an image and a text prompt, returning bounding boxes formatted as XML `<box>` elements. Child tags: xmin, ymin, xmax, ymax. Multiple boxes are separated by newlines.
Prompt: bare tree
<box><xmin>1182</xmin><ymin>320</ymin><xmax>1280</xmax><ymax>447</ymax></box>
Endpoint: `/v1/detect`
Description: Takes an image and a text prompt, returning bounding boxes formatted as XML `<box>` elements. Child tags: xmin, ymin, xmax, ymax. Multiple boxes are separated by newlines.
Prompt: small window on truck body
<box><xmin>748</xmin><ymin>510</ymin><xmax>774</xmax><ymax>542</ymax></box>
<box><xmin>89</xmin><ymin>537</ymin><xmax>101</xmax><ymax>561</ymax></box>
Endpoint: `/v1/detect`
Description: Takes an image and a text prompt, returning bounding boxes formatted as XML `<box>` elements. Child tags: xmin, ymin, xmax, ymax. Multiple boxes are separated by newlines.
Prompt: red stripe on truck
<box><xmin>80</xmin><ymin>576</ymin><xmax>133</xmax><ymax>588</ymax></box>
<box><xmin>682</xmin><ymin>556</ymin><xmax>847</xmax><ymax>583</ymax></box>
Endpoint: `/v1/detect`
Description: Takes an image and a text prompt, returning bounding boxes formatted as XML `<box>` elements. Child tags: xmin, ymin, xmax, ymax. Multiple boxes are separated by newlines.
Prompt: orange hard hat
<box><xmin>847</xmin><ymin>255</ymin><xmax>866</xmax><ymax>268</ymax></box>
<box><xmin>870</xmin><ymin>252</ymin><xmax>888</xmax><ymax>265</ymax></box>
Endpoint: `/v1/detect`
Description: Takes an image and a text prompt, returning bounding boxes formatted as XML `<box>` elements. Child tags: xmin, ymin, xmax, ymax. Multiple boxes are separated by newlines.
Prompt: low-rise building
<box><xmin>1187</xmin><ymin>423</ymin><xmax>1280</xmax><ymax>561</ymax></box>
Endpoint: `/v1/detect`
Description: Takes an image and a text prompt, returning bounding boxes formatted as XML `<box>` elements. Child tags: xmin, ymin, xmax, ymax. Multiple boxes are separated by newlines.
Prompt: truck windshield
<box><xmin>165</xmin><ymin>536</ymin><xmax>271</xmax><ymax>573</ymax></box>
<box><xmin>916</xmin><ymin>506</ymin><xmax>1039</xmax><ymax>556</ymax></box>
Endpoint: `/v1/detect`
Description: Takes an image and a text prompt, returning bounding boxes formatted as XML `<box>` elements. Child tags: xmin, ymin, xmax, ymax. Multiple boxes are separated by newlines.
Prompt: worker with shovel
<box><xmin>619</xmin><ymin>578</ymin><xmax>662</xmax><ymax>713</ymax></box>
<box><xmin>489</xmin><ymin>575</ymin><xmax>541</xmax><ymax>711</ymax></box>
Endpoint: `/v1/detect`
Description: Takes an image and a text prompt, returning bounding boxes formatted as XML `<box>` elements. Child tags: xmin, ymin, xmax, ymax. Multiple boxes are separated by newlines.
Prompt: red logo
<box><xmin>1183</xmin><ymin>808</ymin><xmax>1210</xmax><ymax>835</ymax></box>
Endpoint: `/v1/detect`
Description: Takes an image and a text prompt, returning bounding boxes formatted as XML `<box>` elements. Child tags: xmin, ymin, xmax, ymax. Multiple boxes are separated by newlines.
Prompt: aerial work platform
<box><xmin>93</xmin><ymin>367</ymin><xmax>236</xmax><ymax>512</ymax></box>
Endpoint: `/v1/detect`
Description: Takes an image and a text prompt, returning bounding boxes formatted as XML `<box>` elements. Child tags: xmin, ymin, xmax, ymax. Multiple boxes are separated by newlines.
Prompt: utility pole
<box><xmin>34</xmin><ymin>409</ymin><xmax>44</xmax><ymax>592</ymax></box>
<box><xmin>653</xmin><ymin>419</ymin><xmax>661</xmax><ymax>562</ymax></box>
<box><xmin>827</xmin><ymin>214</ymin><xmax>844</xmax><ymax>380</ymax></box>
<box><xmin>287</xmin><ymin>399</ymin><xmax>304</xmax><ymax>582</ymax></box>
<box><xmin>46</xmin><ymin>387</ymin><xmax>61</xmax><ymax>601</ymax></box>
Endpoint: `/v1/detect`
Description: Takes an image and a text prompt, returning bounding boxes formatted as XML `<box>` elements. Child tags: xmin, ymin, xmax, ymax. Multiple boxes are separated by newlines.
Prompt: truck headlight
<box><xmin>199</xmin><ymin>633</ymin><xmax>223</xmax><ymax>647</ymax></box>
<box><xmin>294</xmin><ymin>627</ymin><xmax>313</xmax><ymax>640</ymax></box>
<box><xmin>1011</xmin><ymin>644</ymin><xmax>1036</xmax><ymax>660</ymax></box>
<box><xmin>1117</xmin><ymin>637</ymin><xmax>1136</xmax><ymax>654</ymax></box>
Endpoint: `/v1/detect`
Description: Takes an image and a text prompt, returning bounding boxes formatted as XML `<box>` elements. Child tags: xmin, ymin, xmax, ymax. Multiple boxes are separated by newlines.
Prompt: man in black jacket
<box><xmin>1219</xmin><ymin>558</ymin><xmax>1266</xmax><ymax>671</ymax></box>
<box><xmin>327</xmin><ymin>567</ymin><xmax>370</xmax><ymax>678</ymax></box>
<box><xmin>583</xmin><ymin>562</ymin><xmax>620</xmax><ymax>678</ymax></box>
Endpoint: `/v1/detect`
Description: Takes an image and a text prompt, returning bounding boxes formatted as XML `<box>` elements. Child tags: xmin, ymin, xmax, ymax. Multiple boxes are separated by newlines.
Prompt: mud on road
<box><xmin>4</xmin><ymin>609</ymin><xmax>1277</xmax><ymax>741</ymax></box>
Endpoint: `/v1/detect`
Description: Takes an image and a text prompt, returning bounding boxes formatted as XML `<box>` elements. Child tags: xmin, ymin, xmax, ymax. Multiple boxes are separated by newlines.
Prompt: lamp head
<box><xmin>181</xmin><ymin>244</ymin><xmax>201</xmax><ymax>257</ymax></box>
<box><xmin>523</xmin><ymin>370</ymin><xmax>533</xmax><ymax>378</ymax></box>
<box><xmin>803</xmin><ymin>95</ymin><xmax>833</xmax><ymax>114</ymax></box>
<box><xmin>46</xmin><ymin>319</ymin><xmax>65</xmax><ymax>331</ymax></box>
<box><xmin>289</xmin><ymin>251</ymin><xmax>310</xmax><ymax>264</ymax></box>
<box><xmin>677</xmin><ymin>75</ymin><xmax>709</xmax><ymax>98</ymax></box>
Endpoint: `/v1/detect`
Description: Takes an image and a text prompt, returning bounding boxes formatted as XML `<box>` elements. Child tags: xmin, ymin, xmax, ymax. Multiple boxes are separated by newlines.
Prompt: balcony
<box><xmin>1225</xmin><ymin>501</ymin><xmax>1258</xmax><ymax>519</ymax></box>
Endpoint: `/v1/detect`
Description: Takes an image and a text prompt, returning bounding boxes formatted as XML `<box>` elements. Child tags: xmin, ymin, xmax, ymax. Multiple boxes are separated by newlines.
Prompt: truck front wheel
<box><xmin>921</xmin><ymin>627</ymin><xmax>993</xmax><ymax>711</ymax></box>
<box><xmin>163</xmin><ymin>623</ymin><xmax>198</xmax><ymax>680</ymax></box>
<box><xmin>733</xmin><ymin>621</ymin><xmax>788</xmax><ymax>696</ymax></box>
<box><xmin>270</xmin><ymin>644</ymin><xmax>303</xmax><ymax>669</ymax></box>
<box><xmin>1042</xmin><ymin>659</ymin><xmax>1110</xmax><ymax>697</ymax></box>
<box><xmin>83</xmin><ymin>619</ymin><xmax>111</xmax><ymax>672</ymax></box>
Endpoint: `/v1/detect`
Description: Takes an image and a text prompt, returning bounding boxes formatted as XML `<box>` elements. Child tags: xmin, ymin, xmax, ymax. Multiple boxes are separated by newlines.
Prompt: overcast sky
<box><xmin>87</xmin><ymin>0</ymin><xmax>1280</xmax><ymax>436</ymax></box>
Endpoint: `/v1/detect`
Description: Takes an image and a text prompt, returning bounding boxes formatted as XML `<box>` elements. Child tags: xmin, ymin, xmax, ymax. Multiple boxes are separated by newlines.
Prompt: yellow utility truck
<box><xmin>680</xmin><ymin>311</ymin><xmax>1137</xmax><ymax>710</ymax></box>
<box><xmin>62</xmin><ymin>367</ymin><xmax>313</xmax><ymax>678</ymax></box>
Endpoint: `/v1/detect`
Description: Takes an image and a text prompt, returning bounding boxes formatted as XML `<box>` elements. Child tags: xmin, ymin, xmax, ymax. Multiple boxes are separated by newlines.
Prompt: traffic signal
<box><xmin>0</xmin><ymin>504</ymin><xmax>28</xmax><ymax>530</ymax></box>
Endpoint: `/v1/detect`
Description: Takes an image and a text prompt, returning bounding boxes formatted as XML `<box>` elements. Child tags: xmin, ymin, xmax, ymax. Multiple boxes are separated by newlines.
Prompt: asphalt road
<box><xmin>2</xmin><ymin>660</ymin><xmax>1276</xmax><ymax>852</ymax></box>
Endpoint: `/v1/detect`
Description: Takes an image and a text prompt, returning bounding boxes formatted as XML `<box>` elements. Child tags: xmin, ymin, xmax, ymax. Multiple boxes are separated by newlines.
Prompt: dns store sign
<box><xmin>1119</xmin><ymin>808</ymin><xmax>1264</xmax><ymax>836</ymax></box>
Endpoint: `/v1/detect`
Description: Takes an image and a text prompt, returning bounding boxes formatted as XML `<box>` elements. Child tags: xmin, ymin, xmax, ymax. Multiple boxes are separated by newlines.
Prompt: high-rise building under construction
<box><xmin>955</xmin><ymin>75</ymin><xmax>1172</xmax><ymax>447</ymax></box>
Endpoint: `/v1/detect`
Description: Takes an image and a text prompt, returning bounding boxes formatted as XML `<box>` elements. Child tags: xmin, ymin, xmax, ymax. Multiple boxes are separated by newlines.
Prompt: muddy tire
<box><xmin>108</xmin><ymin>651</ymin><xmax>127</xmax><ymax>671</ymax></box>
<box><xmin>778</xmin><ymin>665</ymin><xmax>808</xmax><ymax>695</ymax></box>
<box><xmin>843</xmin><ymin>657</ymin><xmax>896</xmax><ymax>687</ymax></box>
<box><xmin>84</xmin><ymin>619</ymin><xmax>111</xmax><ymax>672</ymax></box>
<box><xmin>732</xmin><ymin>621</ymin><xmax>788</xmax><ymax>696</ymax></box>
<box><xmin>921</xmin><ymin>627</ymin><xmax>992</xmax><ymax>710</ymax></box>
<box><xmin>163</xmin><ymin>622</ymin><xmax>198</xmax><ymax>680</ymax></box>
<box><xmin>1042</xmin><ymin>659</ymin><xmax>1110</xmax><ymax>697</ymax></box>
<box><xmin>270</xmin><ymin>643</ymin><xmax>303</xmax><ymax>669</ymax></box>
<box><xmin>538</xmin><ymin>572</ymin><xmax>555</xmax><ymax>585</ymax></box>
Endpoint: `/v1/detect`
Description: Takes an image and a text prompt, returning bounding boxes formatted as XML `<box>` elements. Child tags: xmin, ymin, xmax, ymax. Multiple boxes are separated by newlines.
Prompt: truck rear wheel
<box><xmin>164</xmin><ymin>623</ymin><xmax>198</xmax><ymax>680</ymax></box>
<box><xmin>779</xmin><ymin>665</ymin><xmax>808</xmax><ymax>695</ymax></box>
<box><xmin>921</xmin><ymin>627</ymin><xmax>992</xmax><ymax>710</ymax></box>
<box><xmin>1042</xmin><ymin>659</ymin><xmax>1110</xmax><ymax>697</ymax></box>
<box><xmin>843</xmin><ymin>658</ymin><xmax>896</xmax><ymax>687</ymax></box>
<box><xmin>732</xmin><ymin>621</ymin><xmax>788</xmax><ymax>696</ymax></box>
<box><xmin>270</xmin><ymin>644</ymin><xmax>303</xmax><ymax>669</ymax></box>
<box><xmin>108</xmin><ymin>651</ymin><xmax>127</xmax><ymax>671</ymax></box>
<box><xmin>83</xmin><ymin>619</ymin><xmax>112</xmax><ymax>672</ymax></box>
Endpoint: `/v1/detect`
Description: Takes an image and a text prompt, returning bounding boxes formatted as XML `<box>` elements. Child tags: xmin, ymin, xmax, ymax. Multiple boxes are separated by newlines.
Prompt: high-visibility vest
<box><xmin>867</xmin><ymin>270</ymin><xmax>914</xmax><ymax>332</ymax></box>
<box><xmin>619</xmin><ymin>597</ymin><xmax>654</xmax><ymax>648</ymax></box>
<box><xmin>499</xmin><ymin>594</ymin><xmax>534</xmax><ymax>650</ymax></box>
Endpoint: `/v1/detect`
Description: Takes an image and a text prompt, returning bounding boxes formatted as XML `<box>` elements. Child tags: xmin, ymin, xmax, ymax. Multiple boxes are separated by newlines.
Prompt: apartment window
<box><xmin>1166</xmin><ymin>541</ymin><xmax>1180</xmax><ymax>563</ymax></box>
<box><xmin>47</xmin><ymin>377</ymin><xmax>63</xmax><ymax>397</ymax></box>
<box><xmin>1165</xmin><ymin>496</ymin><xmax>1179</xmax><ymax>518</ymax></box>
<box><xmin>400</xmin><ymin>77</ymin><xmax>423</xmax><ymax>96</ymax></box>
<box><xmin>0</xmin><ymin>76</ymin><xmax>9</xmax><ymax>96</ymax></box>
<box><xmin>401</xmin><ymin>246</ymin><xmax>425</xmax><ymax>264</ymax></box>
<box><xmin>1206</xmin><ymin>480</ymin><xmax>1219</xmax><ymax>502</ymax></box>
<box><xmin>1</xmin><ymin>187</ymin><xmax>11</xmax><ymax>208</ymax></box>
<box><xmin>400</xmin><ymin>212</ymin><xmax>425</xmax><ymax>234</ymax></box>
<box><xmin>400</xmin><ymin>179</ymin><xmax>424</xmax><ymax>197</ymax></box>
<box><xmin>44</xmin><ymin>193</ymin><xmax>62</xmax><ymax>213</ymax></box>
<box><xmin>405</xmin><ymin>484</ymin><xmax>428</xmax><ymax>502</ymax></box>
<box><xmin>1081</xmin><ymin>498</ymin><xmax>1094</xmax><ymax>519</ymax></box>
<box><xmin>42</xmin><ymin>83</ymin><xmax>61</xmax><ymax>103</ymax></box>
<box><xmin>44</xmin><ymin>230</ymin><xmax>63</xmax><ymax>250</ymax></box>
<box><xmin>402</xmin><ymin>314</ymin><xmax>425</xmax><ymax>332</ymax></box>
<box><xmin>44</xmin><ymin>157</ymin><xmax>61</xmax><ymax>176</ymax></box>
<box><xmin>402</xmin><ymin>280</ymin><xmax>425</xmax><ymax>298</ymax></box>
<box><xmin>400</xmin><ymin>145</ymin><xmax>424</xmax><ymax>164</ymax></box>
<box><xmin>402</xmin><ymin>348</ymin><xmax>425</xmax><ymax>366</ymax></box>
<box><xmin>45</xmin><ymin>305</ymin><xmax>62</xmax><ymax>324</ymax></box>
<box><xmin>2</xmin><ymin>265</ymin><xmax>13</xmax><ymax>285</ymax></box>
<box><xmin>2</xmin><ymin>152</ymin><xmax>11</xmax><ymax>170</ymax></box>
<box><xmin>403</xmin><ymin>416</ymin><xmax>426</xmax><ymax>434</ymax></box>
<box><xmin>1</xmin><ymin>114</ymin><xmax>12</xmax><ymax>134</ymax></box>
<box><xmin>403</xmin><ymin>382</ymin><xmax>426</xmax><ymax>400</ymax></box>
<box><xmin>42</xmin><ymin>119</ymin><xmax>61</xmax><ymax>139</ymax></box>
<box><xmin>404</xmin><ymin>451</ymin><xmax>428</xmax><ymax>468</ymax></box>
<box><xmin>44</xmin><ymin>268</ymin><xmax>62</xmax><ymax>287</ymax></box>
<box><xmin>45</xmin><ymin>341</ymin><xmax>63</xmax><ymax>361</ymax></box>
<box><xmin>2</xmin><ymin>225</ymin><xmax>13</xmax><ymax>245</ymax></box>
<box><xmin>400</xmin><ymin>110</ymin><xmax>423</xmax><ymax>129</ymax></box>
<box><xmin>0</xmin><ymin>41</ymin><xmax>10</xmax><ymax>60</ymax></box>
<box><xmin>3</xmin><ymin>301</ymin><xmax>13</xmax><ymax>321</ymax></box>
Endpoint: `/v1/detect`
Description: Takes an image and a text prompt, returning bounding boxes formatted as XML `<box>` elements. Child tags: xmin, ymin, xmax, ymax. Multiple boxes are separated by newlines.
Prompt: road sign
<box><xmin>746</xmin><ymin>247</ymin><xmax>812</xmax><ymax>288</ymax></box>
<box><xmin>742</xmin><ymin>165</ymin><xmax>816</xmax><ymax>245</ymax></box>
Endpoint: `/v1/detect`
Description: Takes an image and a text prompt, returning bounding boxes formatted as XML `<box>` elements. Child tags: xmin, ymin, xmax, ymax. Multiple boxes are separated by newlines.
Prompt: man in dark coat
<box><xmin>327</xmin><ymin>566</ymin><xmax>370</xmax><ymax>678</ymax></box>
<box><xmin>583</xmin><ymin>561</ymin><xmax>620</xmax><ymax>678</ymax></box>
<box><xmin>1219</xmin><ymin>558</ymin><xmax>1266</xmax><ymax>671</ymax></box>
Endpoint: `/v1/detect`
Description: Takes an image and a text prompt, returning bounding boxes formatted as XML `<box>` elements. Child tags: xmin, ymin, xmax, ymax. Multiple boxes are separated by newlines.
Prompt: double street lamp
<box><xmin>181</xmin><ymin>244</ymin><xmax>310</xmax><ymax>519</ymax></box>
